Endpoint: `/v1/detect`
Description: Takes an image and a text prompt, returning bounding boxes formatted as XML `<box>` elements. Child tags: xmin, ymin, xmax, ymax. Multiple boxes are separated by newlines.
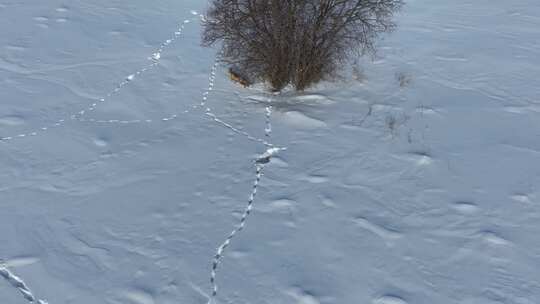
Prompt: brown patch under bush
<box><xmin>203</xmin><ymin>0</ymin><xmax>403</xmax><ymax>91</ymax></box>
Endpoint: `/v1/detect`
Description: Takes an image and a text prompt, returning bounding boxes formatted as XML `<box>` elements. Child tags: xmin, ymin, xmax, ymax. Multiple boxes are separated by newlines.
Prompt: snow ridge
<box><xmin>0</xmin><ymin>263</ymin><xmax>48</xmax><ymax>304</ymax></box>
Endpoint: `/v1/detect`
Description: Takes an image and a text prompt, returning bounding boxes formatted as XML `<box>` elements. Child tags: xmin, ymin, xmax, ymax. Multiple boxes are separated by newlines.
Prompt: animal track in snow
<box><xmin>209</xmin><ymin>163</ymin><xmax>265</xmax><ymax>303</ymax></box>
<box><xmin>77</xmin><ymin>52</ymin><xmax>281</xmax><ymax>149</ymax></box>
<box><xmin>1</xmin><ymin>10</ymin><xmax>283</xmax><ymax>151</ymax></box>
<box><xmin>1</xmin><ymin>8</ymin><xmax>286</xmax><ymax>304</ymax></box>
<box><xmin>265</xmin><ymin>105</ymin><xmax>273</xmax><ymax>137</ymax></box>
<box><xmin>208</xmin><ymin>137</ymin><xmax>282</xmax><ymax>301</ymax></box>
<box><xmin>205</xmin><ymin>111</ymin><xmax>277</xmax><ymax>148</ymax></box>
<box><xmin>0</xmin><ymin>263</ymin><xmax>49</xmax><ymax>304</ymax></box>
<box><xmin>0</xmin><ymin>13</ymin><xmax>198</xmax><ymax>143</ymax></box>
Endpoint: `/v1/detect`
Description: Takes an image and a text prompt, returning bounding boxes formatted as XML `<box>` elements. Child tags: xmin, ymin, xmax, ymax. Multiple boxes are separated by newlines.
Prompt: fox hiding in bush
<box><xmin>228</xmin><ymin>68</ymin><xmax>252</xmax><ymax>87</ymax></box>
<box><xmin>203</xmin><ymin>0</ymin><xmax>403</xmax><ymax>91</ymax></box>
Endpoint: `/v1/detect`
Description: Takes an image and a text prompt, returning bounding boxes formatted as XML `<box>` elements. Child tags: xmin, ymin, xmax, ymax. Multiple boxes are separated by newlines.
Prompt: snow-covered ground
<box><xmin>1</xmin><ymin>1</ymin><xmax>540</xmax><ymax>303</ymax></box>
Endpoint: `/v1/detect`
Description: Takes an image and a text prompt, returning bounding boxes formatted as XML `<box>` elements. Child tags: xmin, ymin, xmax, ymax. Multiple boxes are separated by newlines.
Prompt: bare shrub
<box><xmin>203</xmin><ymin>0</ymin><xmax>403</xmax><ymax>91</ymax></box>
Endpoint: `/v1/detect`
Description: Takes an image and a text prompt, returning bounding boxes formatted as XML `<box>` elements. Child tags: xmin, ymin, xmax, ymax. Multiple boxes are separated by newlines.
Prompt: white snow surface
<box><xmin>1</xmin><ymin>1</ymin><xmax>540</xmax><ymax>304</ymax></box>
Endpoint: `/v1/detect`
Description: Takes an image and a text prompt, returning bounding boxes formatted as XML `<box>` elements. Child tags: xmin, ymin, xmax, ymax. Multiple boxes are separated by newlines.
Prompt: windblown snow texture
<box><xmin>1</xmin><ymin>1</ymin><xmax>540</xmax><ymax>304</ymax></box>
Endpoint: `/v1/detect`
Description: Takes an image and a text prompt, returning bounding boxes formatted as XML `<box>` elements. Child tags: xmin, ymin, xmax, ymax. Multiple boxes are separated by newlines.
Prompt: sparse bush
<box><xmin>202</xmin><ymin>0</ymin><xmax>403</xmax><ymax>91</ymax></box>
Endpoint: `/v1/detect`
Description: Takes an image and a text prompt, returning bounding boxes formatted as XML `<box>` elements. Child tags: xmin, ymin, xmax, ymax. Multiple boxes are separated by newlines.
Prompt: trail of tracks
<box><xmin>0</xmin><ymin>263</ymin><xmax>48</xmax><ymax>304</ymax></box>
<box><xmin>207</xmin><ymin>93</ymin><xmax>280</xmax><ymax>304</ymax></box>
<box><xmin>0</xmin><ymin>14</ymin><xmax>197</xmax><ymax>143</ymax></box>
<box><xmin>208</xmin><ymin>163</ymin><xmax>265</xmax><ymax>302</ymax></box>
<box><xmin>1</xmin><ymin>8</ymin><xmax>285</xmax><ymax>304</ymax></box>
